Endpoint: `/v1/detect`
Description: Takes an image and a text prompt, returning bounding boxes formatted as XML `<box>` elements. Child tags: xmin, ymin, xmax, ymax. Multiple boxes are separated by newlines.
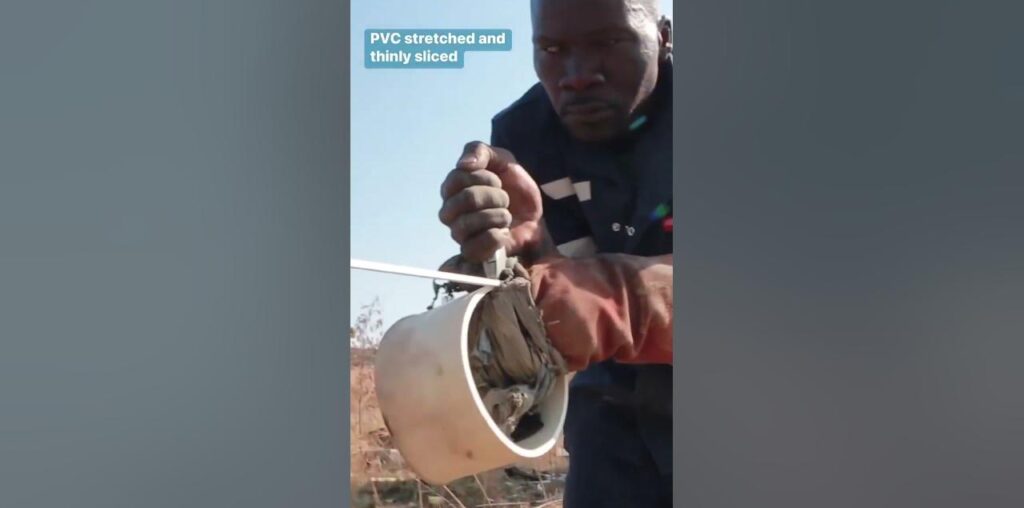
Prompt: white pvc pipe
<box><xmin>374</xmin><ymin>287</ymin><xmax>569</xmax><ymax>485</ymax></box>
<box><xmin>350</xmin><ymin>258</ymin><xmax>501</xmax><ymax>287</ymax></box>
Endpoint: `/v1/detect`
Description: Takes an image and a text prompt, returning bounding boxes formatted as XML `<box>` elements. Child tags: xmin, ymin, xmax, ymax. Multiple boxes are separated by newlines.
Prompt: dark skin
<box><xmin>533</xmin><ymin>0</ymin><xmax>669</xmax><ymax>141</ymax></box>
<box><xmin>440</xmin><ymin>0</ymin><xmax>671</xmax><ymax>265</ymax></box>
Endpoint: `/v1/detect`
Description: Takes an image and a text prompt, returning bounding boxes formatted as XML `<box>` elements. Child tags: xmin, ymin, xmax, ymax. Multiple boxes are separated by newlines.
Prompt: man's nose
<box><xmin>558</xmin><ymin>56</ymin><xmax>605</xmax><ymax>92</ymax></box>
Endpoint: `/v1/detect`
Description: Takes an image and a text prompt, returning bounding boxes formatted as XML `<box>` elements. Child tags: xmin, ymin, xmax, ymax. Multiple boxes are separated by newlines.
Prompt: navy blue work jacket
<box><xmin>488</xmin><ymin>60</ymin><xmax>673</xmax><ymax>474</ymax></box>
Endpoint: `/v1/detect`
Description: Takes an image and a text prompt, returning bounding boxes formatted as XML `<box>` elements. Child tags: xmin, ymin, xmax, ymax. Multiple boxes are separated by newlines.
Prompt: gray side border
<box><xmin>340</xmin><ymin>0</ymin><xmax>353</xmax><ymax>503</ymax></box>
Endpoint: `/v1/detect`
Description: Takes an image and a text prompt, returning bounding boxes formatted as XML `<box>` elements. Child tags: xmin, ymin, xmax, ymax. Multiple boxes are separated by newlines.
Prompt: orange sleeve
<box><xmin>527</xmin><ymin>254</ymin><xmax>673</xmax><ymax>371</ymax></box>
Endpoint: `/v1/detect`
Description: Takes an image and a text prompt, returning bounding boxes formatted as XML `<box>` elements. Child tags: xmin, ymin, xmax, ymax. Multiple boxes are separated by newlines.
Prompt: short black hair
<box><xmin>531</xmin><ymin>0</ymin><xmax>661</xmax><ymax>21</ymax></box>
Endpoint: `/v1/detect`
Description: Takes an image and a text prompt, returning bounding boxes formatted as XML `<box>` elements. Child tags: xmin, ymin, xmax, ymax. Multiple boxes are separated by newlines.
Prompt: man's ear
<box><xmin>658</xmin><ymin>16</ymin><xmax>673</xmax><ymax>61</ymax></box>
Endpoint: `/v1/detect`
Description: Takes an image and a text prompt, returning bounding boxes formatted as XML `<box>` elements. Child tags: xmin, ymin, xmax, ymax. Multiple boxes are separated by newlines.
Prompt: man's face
<box><xmin>532</xmin><ymin>0</ymin><xmax>663</xmax><ymax>142</ymax></box>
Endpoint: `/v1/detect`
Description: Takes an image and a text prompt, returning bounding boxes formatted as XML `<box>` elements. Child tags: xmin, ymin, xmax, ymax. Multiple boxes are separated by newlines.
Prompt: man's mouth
<box><xmin>562</xmin><ymin>101</ymin><xmax>616</xmax><ymax>123</ymax></box>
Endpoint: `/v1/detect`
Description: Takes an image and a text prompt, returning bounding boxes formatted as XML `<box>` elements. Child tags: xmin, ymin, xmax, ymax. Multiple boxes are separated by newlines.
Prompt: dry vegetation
<box><xmin>350</xmin><ymin>303</ymin><xmax>570</xmax><ymax>508</ymax></box>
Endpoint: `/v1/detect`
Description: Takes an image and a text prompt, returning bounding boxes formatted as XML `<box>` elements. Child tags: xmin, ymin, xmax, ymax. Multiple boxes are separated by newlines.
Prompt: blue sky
<box><xmin>350</xmin><ymin>0</ymin><xmax>673</xmax><ymax>332</ymax></box>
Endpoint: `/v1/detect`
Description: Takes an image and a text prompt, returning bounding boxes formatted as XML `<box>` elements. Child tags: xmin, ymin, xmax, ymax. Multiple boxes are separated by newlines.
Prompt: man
<box><xmin>439</xmin><ymin>0</ymin><xmax>673</xmax><ymax>506</ymax></box>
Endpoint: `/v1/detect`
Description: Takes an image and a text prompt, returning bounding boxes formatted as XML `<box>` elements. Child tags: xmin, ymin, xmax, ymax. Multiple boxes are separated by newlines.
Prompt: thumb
<box><xmin>457</xmin><ymin>141</ymin><xmax>518</xmax><ymax>175</ymax></box>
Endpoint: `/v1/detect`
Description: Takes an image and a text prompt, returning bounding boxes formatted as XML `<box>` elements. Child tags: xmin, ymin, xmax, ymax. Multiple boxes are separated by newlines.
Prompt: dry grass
<box><xmin>350</xmin><ymin>348</ymin><xmax>568</xmax><ymax>508</ymax></box>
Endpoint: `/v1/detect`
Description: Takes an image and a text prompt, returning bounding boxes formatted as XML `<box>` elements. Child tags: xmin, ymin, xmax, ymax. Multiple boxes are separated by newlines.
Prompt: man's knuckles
<box><xmin>440</xmin><ymin>188</ymin><xmax>509</xmax><ymax>225</ymax></box>
<box><xmin>440</xmin><ymin>169</ymin><xmax>501</xmax><ymax>199</ymax></box>
<box><xmin>450</xmin><ymin>209</ymin><xmax>513</xmax><ymax>243</ymax></box>
<box><xmin>452</xmin><ymin>186</ymin><xmax>508</xmax><ymax>212</ymax></box>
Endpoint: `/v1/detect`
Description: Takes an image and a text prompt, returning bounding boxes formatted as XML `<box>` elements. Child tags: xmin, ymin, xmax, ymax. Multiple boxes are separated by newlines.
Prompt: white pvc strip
<box><xmin>540</xmin><ymin>177</ymin><xmax>576</xmax><ymax>199</ymax></box>
<box><xmin>572</xmin><ymin>181</ymin><xmax>592</xmax><ymax>202</ymax></box>
<box><xmin>350</xmin><ymin>258</ymin><xmax>501</xmax><ymax>287</ymax></box>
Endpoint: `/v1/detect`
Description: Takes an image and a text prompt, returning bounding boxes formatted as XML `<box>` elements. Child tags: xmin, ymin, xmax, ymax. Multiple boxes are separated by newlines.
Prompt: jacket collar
<box><xmin>556</xmin><ymin>60</ymin><xmax>673</xmax><ymax>253</ymax></box>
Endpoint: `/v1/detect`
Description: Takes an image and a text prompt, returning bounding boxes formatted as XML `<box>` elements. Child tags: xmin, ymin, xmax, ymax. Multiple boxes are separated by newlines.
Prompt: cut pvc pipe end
<box><xmin>373</xmin><ymin>286</ymin><xmax>569</xmax><ymax>485</ymax></box>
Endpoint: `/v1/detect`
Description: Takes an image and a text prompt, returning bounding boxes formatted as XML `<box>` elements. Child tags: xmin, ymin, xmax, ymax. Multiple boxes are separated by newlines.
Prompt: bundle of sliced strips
<box><xmin>462</xmin><ymin>259</ymin><xmax>568</xmax><ymax>441</ymax></box>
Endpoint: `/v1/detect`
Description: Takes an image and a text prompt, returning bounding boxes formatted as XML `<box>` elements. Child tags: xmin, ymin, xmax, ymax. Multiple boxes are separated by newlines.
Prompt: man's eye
<box><xmin>541</xmin><ymin>45</ymin><xmax>561</xmax><ymax>54</ymax></box>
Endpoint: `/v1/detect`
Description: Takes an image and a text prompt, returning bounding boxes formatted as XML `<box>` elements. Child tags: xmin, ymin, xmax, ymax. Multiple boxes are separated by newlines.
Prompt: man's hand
<box><xmin>439</xmin><ymin>142</ymin><xmax>547</xmax><ymax>263</ymax></box>
<box><xmin>528</xmin><ymin>253</ymin><xmax>674</xmax><ymax>371</ymax></box>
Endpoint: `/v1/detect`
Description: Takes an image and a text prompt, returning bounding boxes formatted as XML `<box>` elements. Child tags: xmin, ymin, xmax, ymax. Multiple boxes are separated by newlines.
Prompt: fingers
<box><xmin>438</xmin><ymin>186</ymin><xmax>510</xmax><ymax>225</ymax></box>
<box><xmin>457</xmin><ymin>141</ymin><xmax>518</xmax><ymax>174</ymax></box>
<box><xmin>440</xmin><ymin>168</ymin><xmax>502</xmax><ymax>200</ymax></box>
<box><xmin>440</xmin><ymin>141</ymin><xmax>532</xmax><ymax>263</ymax></box>
<box><xmin>449</xmin><ymin>208</ymin><xmax>513</xmax><ymax>244</ymax></box>
<box><xmin>460</xmin><ymin>228</ymin><xmax>512</xmax><ymax>263</ymax></box>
